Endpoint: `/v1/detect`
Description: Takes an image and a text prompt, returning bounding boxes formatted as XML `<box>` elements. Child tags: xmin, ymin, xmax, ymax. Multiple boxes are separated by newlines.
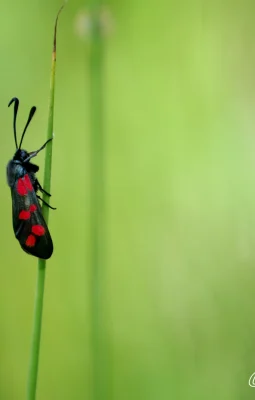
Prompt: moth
<box><xmin>7</xmin><ymin>97</ymin><xmax>54</xmax><ymax>259</ymax></box>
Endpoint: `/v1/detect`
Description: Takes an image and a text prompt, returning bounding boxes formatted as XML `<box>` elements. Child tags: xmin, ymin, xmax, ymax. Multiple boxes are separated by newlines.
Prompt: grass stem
<box><xmin>26</xmin><ymin>6</ymin><xmax>64</xmax><ymax>399</ymax></box>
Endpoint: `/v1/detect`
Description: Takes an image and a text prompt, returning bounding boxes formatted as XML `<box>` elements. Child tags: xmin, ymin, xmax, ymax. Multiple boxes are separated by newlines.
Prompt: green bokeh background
<box><xmin>1</xmin><ymin>1</ymin><xmax>255</xmax><ymax>399</ymax></box>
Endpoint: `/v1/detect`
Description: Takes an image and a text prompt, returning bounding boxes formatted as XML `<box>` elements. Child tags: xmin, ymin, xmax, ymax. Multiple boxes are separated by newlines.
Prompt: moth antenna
<box><xmin>18</xmin><ymin>106</ymin><xmax>36</xmax><ymax>150</ymax></box>
<box><xmin>8</xmin><ymin>97</ymin><xmax>19</xmax><ymax>149</ymax></box>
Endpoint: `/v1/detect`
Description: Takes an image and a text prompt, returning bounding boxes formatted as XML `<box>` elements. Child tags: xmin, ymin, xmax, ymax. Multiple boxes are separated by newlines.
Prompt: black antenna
<box><xmin>8</xmin><ymin>97</ymin><xmax>19</xmax><ymax>149</ymax></box>
<box><xmin>18</xmin><ymin>106</ymin><xmax>36</xmax><ymax>150</ymax></box>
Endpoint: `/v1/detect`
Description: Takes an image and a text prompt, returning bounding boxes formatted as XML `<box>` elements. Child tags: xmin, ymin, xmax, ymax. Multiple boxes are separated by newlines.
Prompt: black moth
<box><xmin>7</xmin><ymin>97</ymin><xmax>54</xmax><ymax>259</ymax></box>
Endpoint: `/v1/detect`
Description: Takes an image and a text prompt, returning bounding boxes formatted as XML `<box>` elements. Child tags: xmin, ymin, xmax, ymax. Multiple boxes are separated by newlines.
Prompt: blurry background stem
<box><xmin>89</xmin><ymin>2</ymin><xmax>106</xmax><ymax>400</ymax></box>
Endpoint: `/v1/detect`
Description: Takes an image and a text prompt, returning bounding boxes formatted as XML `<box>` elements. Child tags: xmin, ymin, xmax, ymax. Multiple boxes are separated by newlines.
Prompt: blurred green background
<box><xmin>1</xmin><ymin>0</ymin><xmax>255</xmax><ymax>399</ymax></box>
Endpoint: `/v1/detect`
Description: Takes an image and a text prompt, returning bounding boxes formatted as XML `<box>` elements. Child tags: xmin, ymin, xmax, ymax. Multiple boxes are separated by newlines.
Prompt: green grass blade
<box><xmin>26</xmin><ymin>6</ymin><xmax>65</xmax><ymax>400</ymax></box>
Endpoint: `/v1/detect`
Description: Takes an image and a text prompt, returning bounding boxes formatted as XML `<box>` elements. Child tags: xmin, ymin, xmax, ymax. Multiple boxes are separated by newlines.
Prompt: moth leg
<box><xmin>35</xmin><ymin>179</ymin><xmax>51</xmax><ymax>197</ymax></box>
<box><xmin>23</xmin><ymin>138</ymin><xmax>53</xmax><ymax>163</ymax></box>
<box><xmin>36</xmin><ymin>195</ymin><xmax>56</xmax><ymax>210</ymax></box>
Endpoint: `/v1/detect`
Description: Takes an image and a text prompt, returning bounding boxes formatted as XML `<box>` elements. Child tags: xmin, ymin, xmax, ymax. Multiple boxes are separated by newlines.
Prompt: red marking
<box><xmin>16</xmin><ymin>174</ymin><xmax>33</xmax><ymax>196</ymax></box>
<box><xmin>29</xmin><ymin>204</ymin><xmax>37</xmax><ymax>212</ymax></box>
<box><xmin>32</xmin><ymin>225</ymin><xmax>45</xmax><ymax>236</ymax></box>
<box><xmin>25</xmin><ymin>234</ymin><xmax>36</xmax><ymax>247</ymax></box>
<box><xmin>19</xmin><ymin>210</ymin><xmax>30</xmax><ymax>220</ymax></box>
<box><xmin>24</xmin><ymin>174</ymin><xmax>33</xmax><ymax>191</ymax></box>
<box><xmin>17</xmin><ymin>179</ymin><xmax>27</xmax><ymax>196</ymax></box>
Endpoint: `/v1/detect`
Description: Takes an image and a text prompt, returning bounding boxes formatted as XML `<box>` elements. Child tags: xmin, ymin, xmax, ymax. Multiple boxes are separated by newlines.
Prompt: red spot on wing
<box><xmin>32</xmin><ymin>225</ymin><xmax>45</xmax><ymax>236</ymax></box>
<box><xmin>24</xmin><ymin>174</ymin><xmax>33</xmax><ymax>191</ymax></box>
<box><xmin>26</xmin><ymin>234</ymin><xmax>36</xmax><ymax>247</ymax></box>
<box><xmin>30</xmin><ymin>204</ymin><xmax>37</xmax><ymax>212</ymax></box>
<box><xmin>16</xmin><ymin>174</ymin><xmax>33</xmax><ymax>196</ymax></box>
<box><xmin>17</xmin><ymin>179</ymin><xmax>27</xmax><ymax>196</ymax></box>
<box><xmin>19</xmin><ymin>210</ymin><xmax>31</xmax><ymax>220</ymax></box>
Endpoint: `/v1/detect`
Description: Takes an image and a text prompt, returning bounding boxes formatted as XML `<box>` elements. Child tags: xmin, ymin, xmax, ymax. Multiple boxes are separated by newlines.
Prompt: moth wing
<box><xmin>11</xmin><ymin>176</ymin><xmax>53</xmax><ymax>259</ymax></box>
